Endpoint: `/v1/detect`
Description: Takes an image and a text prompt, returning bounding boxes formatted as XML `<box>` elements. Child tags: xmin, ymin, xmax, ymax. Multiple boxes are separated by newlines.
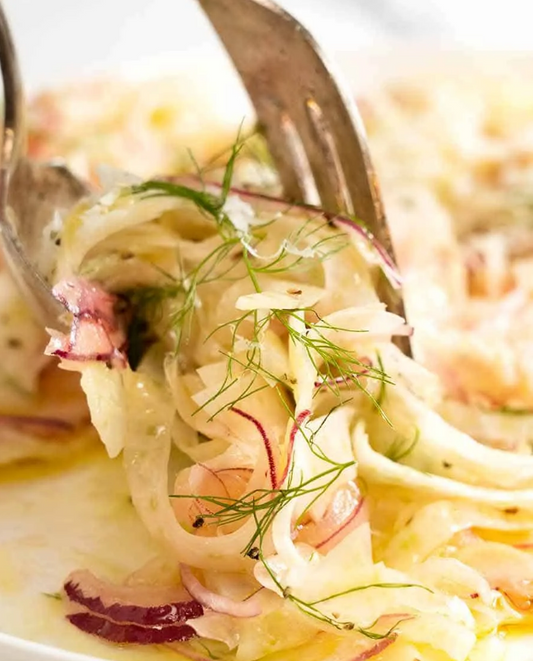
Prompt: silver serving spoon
<box><xmin>0</xmin><ymin>1</ymin><xmax>410</xmax><ymax>354</ymax></box>
<box><xmin>0</xmin><ymin>5</ymin><xmax>88</xmax><ymax>329</ymax></box>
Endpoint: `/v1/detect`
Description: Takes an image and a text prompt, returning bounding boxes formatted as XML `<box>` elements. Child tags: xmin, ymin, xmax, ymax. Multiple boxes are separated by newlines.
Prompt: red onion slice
<box><xmin>330</xmin><ymin>216</ymin><xmax>402</xmax><ymax>289</ymax></box>
<box><xmin>214</xmin><ymin>467</ymin><xmax>254</xmax><ymax>476</ymax></box>
<box><xmin>350</xmin><ymin>634</ymin><xmax>397</xmax><ymax>660</ymax></box>
<box><xmin>181</xmin><ymin>565</ymin><xmax>261</xmax><ymax>618</ymax></box>
<box><xmin>315</xmin><ymin>496</ymin><xmax>366</xmax><ymax>552</ymax></box>
<box><xmin>53</xmin><ymin>277</ymin><xmax>118</xmax><ymax>320</ymax></box>
<box><xmin>67</xmin><ymin>612</ymin><xmax>196</xmax><ymax>644</ymax></box>
<box><xmin>0</xmin><ymin>414</ymin><xmax>75</xmax><ymax>438</ymax></box>
<box><xmin>297</xmin><ymin>483</ymin><xmax>367</xmax><ymax>553</ymax></box>
<box><xmin>231</xmin><ymin>407</ymin><xmax>278</xmax><ymax>489</ymax></box>
<box><xmin>46</xmin><ymin>278</ymin><xmax>127</xmax><ymax>368</ymax></box>
<box><xmin>63</xmin><ymin>570</ymin><xmax>203</xmax><ymax>626</ymax></box>
<box><xmin>278</xmin><ymin>409</ymin><xmax>311</xmax><ymax>487</ymax></box>
<box><xmin>197</xmin><ymin>463</ymin><xmax>231</xmax><ymax>498</ymax></box>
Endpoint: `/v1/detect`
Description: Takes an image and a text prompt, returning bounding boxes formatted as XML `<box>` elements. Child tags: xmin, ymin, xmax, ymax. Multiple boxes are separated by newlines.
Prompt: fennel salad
<box><xmin>33</xmin><ymin>135</ymin><xmax>533</xmax><ymax>661</ymax></box>
<box><xmin>3</xmin><ymin>70</ymin><xmax>533</xmax><ymax>661</ymax></box>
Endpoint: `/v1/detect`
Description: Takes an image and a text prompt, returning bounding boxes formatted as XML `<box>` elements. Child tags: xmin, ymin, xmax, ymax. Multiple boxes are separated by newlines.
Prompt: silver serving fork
<box><xmin>0</xmin><ymin>0</ymin><xmax>410</xmax><ymax>354</ymax></box>
<box><xmin>198</xmin><ymin>0</ymin><xmax>410</xmax><ymax>356</ymax></box>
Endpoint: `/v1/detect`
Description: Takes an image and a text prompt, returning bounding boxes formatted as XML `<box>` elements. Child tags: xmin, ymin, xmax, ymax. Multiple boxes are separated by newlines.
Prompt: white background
<box><xmin>3</xmin><ymin>0</ymin><xmax>533</xmax><ymax>89</ymax></box>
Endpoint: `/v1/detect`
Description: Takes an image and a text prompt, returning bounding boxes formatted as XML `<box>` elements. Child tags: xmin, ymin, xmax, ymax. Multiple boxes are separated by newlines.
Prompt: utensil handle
<box><xmin>0</xmin><ymin>2</ymin><xmax>24</xmax><ymax>174</ymax></box>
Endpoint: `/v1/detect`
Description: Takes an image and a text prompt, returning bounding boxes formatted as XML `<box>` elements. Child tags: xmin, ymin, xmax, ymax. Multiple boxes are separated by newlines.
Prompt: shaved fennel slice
<box><xmin>379</xmin><ymin>343</ymin><xmax>443</xmax><ymax>408</ymax></box>
<box><xmin>256</xmin><ymin>412</ymin><xmax>372</xmax><ymax>599</ymax></box>
<box><xmin>226</xmin><ymin>601</ymin><xmax>319</xmax><ymax>661</ymax></box>
<box><xmin>80</xmin><ymin>363</ymin><xmax>126</xmax><ymax>458</ymax></box>
<box><xmin>166</xmin><ymin>360</ymin><xmax>239</xmax><ymax>442</ymax></box>
<box><xmin>187</xmin><ymin>611</ymin><xmax>239</xmax><ymax>649</ymax></box>
<box><xmin>399</xmin><ymin>612</ymin><xmax>476</xmax><ymax>660</ymax></box>
<box><xmin>256</xmin><ymin>412</ymin><xmax>477</xmax><ymax>655</ymax></box>
<box><xmin>236</xmin><ymin>285</ymin><xmax>325</xmax><ymax>311</ymax></box>
<box><xmin>408</xmin><ymin>557</ymin><xmax>518</xmax><ymax>637</ymax></box>
<box><xmin>190</xmin><ymin>370</ymin><xmax>289</xmax><ymax>448</ymax></box>
<box><xmin>290</xmin><ymin>407</ymin><xmax>358</xmax><ymax>520</ymax></box>
<box><xmin>354</xmin><ymin>422</ymin><xmax>533</xmax><ymax>511</ymax></box>
<box><xmin>120</xmin><ymin>368</ymin><xmax>259</xmax><ymax>571</ymax></box>
<box><xmin>382</xmin><ymin>500</ymin><xmax>533</xmax><ymax>572</ymax></box>
<box><xmin>317</xmin><ymin>235</ymin><xmax>379</xmax><ymax>315</ymax></box>
<box><xmin>315</xmin><ymin>304</ymin><xmax>411</xmax><ymax>347</ymax></box>
<box><xmin>170</xmin><ymin>418</ymin><xmax>224</xmax><ymax>464</ymax></box>
<box><xmin>287</xmin><ymin>311</ymin><xmax>316</xmax><ymax>413</ymax></box>
<box><xmin>454</xmin><ymin>540</ymin><xmax>533</xmax><ymax>609</ymax></box>
<box><xmin>261</xmin><ymin>409</ymin><xmax>365</xmax><ymax>591</ymax></box>
<box><xmin>168</xmin><ymin>358</ymin><xmax>286</xmax><ymax>456</ymax></box>
<box><xmin>253</xmin><ymin>330</ymin><xmax>290</xmax><ymax>387</ymax></box>
<box><xmin>257</xmin><ymin>550</ymin><xmax>475</xmax><ymax>653</ymax></box>
<box><xmin>439</xmin><ymin>398</ymin><xmax>533</xmax><ymax>454</ymax></box>
<box><xmin>368</xmin><ymin>384</ymin><xmax>533</xmax><ymax>490</ymax></box>
<box><xmin>56</xmin><ymin>193</ymin><xmax>199</xmax><ymax>280</ymax></box>
<box><xmin>410</xmin><ymin>557</ymin><xmax>493</xmax><ymax>604</ymax></box>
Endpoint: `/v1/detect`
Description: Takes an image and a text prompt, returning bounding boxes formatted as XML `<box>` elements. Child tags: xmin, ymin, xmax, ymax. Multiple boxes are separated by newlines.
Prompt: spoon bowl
<box><xmin>0</xmin><ymin>4</ymin><xmax>88</xmax><ymax>328</ymax></box>
<box><xmin>2</xmin><ymin>158</ymin><xmax>88</xmax><ymax>328</ymax></box>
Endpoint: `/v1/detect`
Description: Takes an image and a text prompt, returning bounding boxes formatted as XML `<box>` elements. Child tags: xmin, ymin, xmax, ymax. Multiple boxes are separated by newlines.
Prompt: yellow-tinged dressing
<box><xmin>0</xmin><ymin>447</ymin><xmax>191</xmax><ymax>660</ymax></box>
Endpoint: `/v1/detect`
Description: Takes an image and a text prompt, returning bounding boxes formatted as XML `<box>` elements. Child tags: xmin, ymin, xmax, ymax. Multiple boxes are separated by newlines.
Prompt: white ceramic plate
<box><xmin>0</xmin><ymin>7</ymin><xmax>533</xmax><ymax>658</ymax></box>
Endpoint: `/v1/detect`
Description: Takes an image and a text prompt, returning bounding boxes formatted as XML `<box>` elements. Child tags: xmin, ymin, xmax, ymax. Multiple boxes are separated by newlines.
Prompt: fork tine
<box><xmin>303</xmin><ymin>74</ymin><xmax>392</xmax><ymax>254</ymax></box>
<box><xmin>197</xmin><ymin>0</ymin><xmax>390</xmax><ymax>253</ymax></box>
<box><xmin>198</xmin><ymin>0</ymin><xmax>411</xmax><ymax>355</ymax></box>
<box><xmin>276</xmin><ymin>88</ymin><xmax>412</xmax><ymax>354</ymax></box>
<box><xmin>197</xmin><ymin>0</ymin><xmax>380</xmax><ymax>216</ymax></box>
<box><xmin>253</xmin><ymin>98</ymin><xmax>312</xmax><ymax>204</ymax></box>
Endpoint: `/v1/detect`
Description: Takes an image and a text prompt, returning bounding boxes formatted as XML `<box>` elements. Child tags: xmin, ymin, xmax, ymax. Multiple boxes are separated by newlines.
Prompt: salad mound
<box><xmin>31</xmin><ymin>141</ymin><xmax>533</xmax><ymax>661</ymax></box>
